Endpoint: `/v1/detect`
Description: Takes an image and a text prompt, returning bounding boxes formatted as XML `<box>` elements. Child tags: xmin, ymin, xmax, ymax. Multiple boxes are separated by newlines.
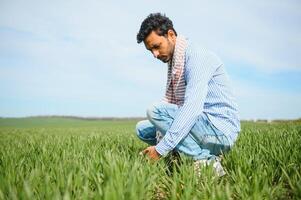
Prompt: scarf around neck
<box><xmin>163</xmin><ymin>35</ymin><xmax>188</xmax><ymax>106</ymax></box>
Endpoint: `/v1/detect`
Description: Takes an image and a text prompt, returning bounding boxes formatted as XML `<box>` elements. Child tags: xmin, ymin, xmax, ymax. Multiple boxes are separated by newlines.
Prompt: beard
<box><xmin>160</xmin><ymin>40</ymin><xmax>174</xmax><ymax>63</ymax></box>
<box><xmin>157</xmin><ymin>38</ymin><xmax>175</xmax><ymax>63</ymax></box>
<box><xmin>167</xmin><ymin>39</ymin><xmax>175</xmax><ymax>63</ymax></box>
<box><xmin>159</xmin><ymin>56</ymin><xmax>169</xmax><ymax>63</ymax></box>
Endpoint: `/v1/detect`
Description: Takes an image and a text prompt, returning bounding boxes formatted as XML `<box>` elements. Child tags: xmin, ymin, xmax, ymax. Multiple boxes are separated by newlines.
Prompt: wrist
<box><xmin>154</xmin><ymin>146</ymin><xmax>162</xmax><ymax>157</ymax></box>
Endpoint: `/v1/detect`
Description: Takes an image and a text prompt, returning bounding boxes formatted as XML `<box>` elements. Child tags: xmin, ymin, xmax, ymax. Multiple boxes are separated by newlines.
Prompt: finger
<box><xmin>142</xmin><ymin>148</ymin><xmax>149</xmax><ymax>154</ymax></box>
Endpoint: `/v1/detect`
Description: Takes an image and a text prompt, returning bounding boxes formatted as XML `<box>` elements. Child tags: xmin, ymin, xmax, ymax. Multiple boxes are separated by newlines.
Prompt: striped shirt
<box><xmin>155</xmin><ymin>40</ymin><xmax>241</xmax><ymax>156</ymax></box>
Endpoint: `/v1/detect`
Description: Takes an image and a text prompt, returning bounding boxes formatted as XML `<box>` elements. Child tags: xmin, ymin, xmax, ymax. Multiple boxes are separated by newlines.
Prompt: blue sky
<box><xmin>0</xmin><ymin>0</ymin><xmax>300</xmax><ymax>120</ymax></box>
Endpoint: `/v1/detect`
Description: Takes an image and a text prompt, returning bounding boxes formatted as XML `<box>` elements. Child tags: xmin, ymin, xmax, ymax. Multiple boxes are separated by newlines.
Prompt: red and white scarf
<box><xmin>163</xmin><ymin>35</ymin><xmax>188</xmax><ymax>106</ymax></box>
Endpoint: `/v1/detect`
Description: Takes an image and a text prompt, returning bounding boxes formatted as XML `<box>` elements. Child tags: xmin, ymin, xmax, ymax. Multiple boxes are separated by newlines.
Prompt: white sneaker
<box><xmin>194</xmin><ymin>157</ymin><xmax>226</xmax><ymax>177</ymax></box>
<box><xmin>156</xmin><ymin>130</ymin><xmax>163</xmax><ymax>144</ymax></box>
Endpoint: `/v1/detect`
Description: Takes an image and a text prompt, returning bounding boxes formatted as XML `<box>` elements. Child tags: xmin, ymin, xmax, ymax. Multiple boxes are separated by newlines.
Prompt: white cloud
<box><xmin>0</xmin><ymin>0</ymin><xmax>300</xmax><ymax>118</ymax></box>
<box><xmin>1</xmin><ymin>0</ymin><xmax>300</xmax><ymax>73</ymax></box>
<box><xmin>173</xmin><ymin>1</ymin><xmax>301</xmax><ymax>72</ymax></box>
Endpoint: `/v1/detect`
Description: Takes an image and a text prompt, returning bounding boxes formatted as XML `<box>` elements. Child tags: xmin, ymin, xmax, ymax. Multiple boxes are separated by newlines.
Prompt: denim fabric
<box><xmin>136</xmin><ymin>102</ymin><xmax>233</xmax><ymax>160</ymax></box>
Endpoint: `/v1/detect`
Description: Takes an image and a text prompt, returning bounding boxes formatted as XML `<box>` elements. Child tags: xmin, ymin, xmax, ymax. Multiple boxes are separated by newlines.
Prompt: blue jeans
<box><xmin>136</xmin><ymin>102</ymin><xmax>232</xmax><ymax>160</ymax></box>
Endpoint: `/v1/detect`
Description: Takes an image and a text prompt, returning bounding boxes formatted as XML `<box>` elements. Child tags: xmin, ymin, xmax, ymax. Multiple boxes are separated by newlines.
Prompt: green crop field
<box><xmin>0</xmin><ymin>117</ymin><xmax>300</xmax><ymax>200</ymax></box>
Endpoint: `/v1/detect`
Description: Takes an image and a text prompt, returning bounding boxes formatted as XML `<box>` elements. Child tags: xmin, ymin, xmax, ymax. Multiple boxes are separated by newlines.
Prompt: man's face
<box><xmin>144</xmin><ymin>30</ymin><xmax>176</xmax><ymax>63</ymax></box>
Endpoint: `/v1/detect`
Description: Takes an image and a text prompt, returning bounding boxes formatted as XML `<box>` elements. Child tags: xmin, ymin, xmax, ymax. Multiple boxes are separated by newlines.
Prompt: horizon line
<box><xmin>0</xmin><ymin>115</ymin><xmax>300</xmax><ymax>122</ymax></box>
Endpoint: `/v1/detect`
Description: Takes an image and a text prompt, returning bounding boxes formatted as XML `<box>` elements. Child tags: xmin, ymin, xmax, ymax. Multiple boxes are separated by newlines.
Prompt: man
<box><xmin>135</xmin><ymin>13</ymin><xmax>240</xmax><ymax>176</ymax></box>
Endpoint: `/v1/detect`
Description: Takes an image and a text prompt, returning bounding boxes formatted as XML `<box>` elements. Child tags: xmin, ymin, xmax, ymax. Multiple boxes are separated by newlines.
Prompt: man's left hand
<box><xmin>141</xmin><ymin>146</ymin><xmax>161</xmax><ymax>161</ymax></box>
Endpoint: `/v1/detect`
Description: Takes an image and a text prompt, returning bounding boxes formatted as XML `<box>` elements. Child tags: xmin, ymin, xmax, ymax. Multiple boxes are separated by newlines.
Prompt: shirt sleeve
<box><xmin>155</xmin><ymin>47</ymin><xmax>222</xmax><ymax>156</ymax></box>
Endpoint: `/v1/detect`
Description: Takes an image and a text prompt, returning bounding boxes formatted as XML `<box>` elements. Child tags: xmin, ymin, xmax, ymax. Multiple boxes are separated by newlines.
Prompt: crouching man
<box><xmin>135</xmin><ymin>13</ymin><xmax>241</xmax><ymax>176</ymax></box>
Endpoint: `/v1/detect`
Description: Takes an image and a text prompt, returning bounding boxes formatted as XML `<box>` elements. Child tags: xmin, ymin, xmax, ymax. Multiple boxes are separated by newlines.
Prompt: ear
<box><xmin>167</xmin><ymin>30</ymin><xmax>176</xmax><ymax>41</ymax></box>
<box><xmin>167</xmin><ymin>29</ymin><xmax>175</xmax><ymax>37</ymax></box>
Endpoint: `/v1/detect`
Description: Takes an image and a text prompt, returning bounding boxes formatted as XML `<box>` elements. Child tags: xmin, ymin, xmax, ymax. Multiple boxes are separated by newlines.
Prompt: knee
<box><xmin>146</xmin><ymin>103</ymin><xmax>156</xmax><ymax>122</ymax></box>
<box><xmin>135</xmin><ymin>120</ymin><xmax>145</xmax><ymax>138</ymax></box>
<box><xmin>146</xmin><ymin>101</ymin><xmax>165</xmax><ymax>122</ymax></box>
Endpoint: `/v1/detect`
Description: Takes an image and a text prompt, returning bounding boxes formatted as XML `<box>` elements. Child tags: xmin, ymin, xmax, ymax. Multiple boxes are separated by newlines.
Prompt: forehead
<box><xmin>144</xmin><ymin>31</ymin><xmax>163</xmax><ymax>49</ymax></box>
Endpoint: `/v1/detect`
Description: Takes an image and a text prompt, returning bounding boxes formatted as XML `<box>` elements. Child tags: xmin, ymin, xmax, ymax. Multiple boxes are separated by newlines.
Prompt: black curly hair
<box><xmin>136</xmin><ymin>13</ymin><xmax>177</xmax><ymax>44</ymax></box>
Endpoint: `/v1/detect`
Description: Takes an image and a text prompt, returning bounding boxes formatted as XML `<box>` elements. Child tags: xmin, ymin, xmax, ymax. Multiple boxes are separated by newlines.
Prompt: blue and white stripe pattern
<box><xmin>155</xmin><ymin>40</ymin><xmax>241</xmax><ymax>156</ymax></box>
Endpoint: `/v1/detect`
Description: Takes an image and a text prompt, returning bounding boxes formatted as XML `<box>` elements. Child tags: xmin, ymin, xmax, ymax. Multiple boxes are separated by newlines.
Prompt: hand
<box><xmin>141</xmin><ymin>146</ymin><xmax>161</xmax><ymax>161</ymax></box>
